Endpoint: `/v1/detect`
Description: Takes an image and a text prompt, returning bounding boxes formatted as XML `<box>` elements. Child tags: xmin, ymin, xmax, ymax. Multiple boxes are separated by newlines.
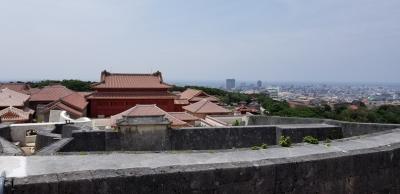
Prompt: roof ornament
<box><xmin>100</xmin><ymin>70</ymin><xmax>110</xmax><ymax>82</ymax></box>
<box><xmin>153</xmin><ymin>70</ymin><xmax>163</xmax><ymax>82</ymax></box>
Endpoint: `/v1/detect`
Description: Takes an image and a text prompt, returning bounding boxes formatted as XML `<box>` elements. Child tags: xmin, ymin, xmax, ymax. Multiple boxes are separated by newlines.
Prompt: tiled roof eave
<box><xmin>93</xmin><ymin>86</ymin><xmax>172</xmax><ymax>89</ymax></box>
<box><xmin>87</xmin><ymin>96</ymin><xmax>176</xmax><ymax>100</ymax></box>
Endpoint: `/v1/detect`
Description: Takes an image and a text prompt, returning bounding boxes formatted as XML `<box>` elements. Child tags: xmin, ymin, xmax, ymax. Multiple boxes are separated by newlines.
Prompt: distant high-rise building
<box><xmin>226</xmin><ymin>79</ymin><xmax>236</xmax><ymax>90</ymax></box>
<box><xmin>257</xmin><ymin>80</ymin><xmax>262</xmax><ymax>88</ymax></box>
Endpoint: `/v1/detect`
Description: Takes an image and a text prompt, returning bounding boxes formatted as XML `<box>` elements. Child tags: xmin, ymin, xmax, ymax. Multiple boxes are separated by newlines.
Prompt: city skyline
<box><xmin>1</xmin><ymin>0</ymin><xmax>400</xmax><ymax>83</ymax></box>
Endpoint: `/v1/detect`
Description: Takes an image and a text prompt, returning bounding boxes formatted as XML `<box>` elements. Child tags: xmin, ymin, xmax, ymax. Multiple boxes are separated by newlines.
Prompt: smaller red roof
<box><xmin>111</xmin><ymin>104</ymin><xmax>189</xmax><ymax>127</ymax></box>
<box><xmin>168</xmin><ymin>112</ymin><xmax>200</xmax><ymax>121</ymax></box>
<box><xmin>179</xmin><ymin>88</ymin><xmax>219</xmax><ymax>102</ymax></box>
<box><xmin>0</xmin><ymin>88</ymin><xmax>30</xmax><ymax>107</ymax></box>
<box><xmin>183</xmin><ymin>99</ymin><xmax>231</xmax><ymax>114</ymax></box>
<box><xmin>42</xmin><ymin>92</ymin><xmax>88</xmax><ymax>118</ymax></box>
<box><xmin>0</xmin><ymin>107</ymin><xmax>32</xmax><ymax>122</ymax></box>
<box><xmin>29</xmin><ymin>85</ymin><xmax>74</xmax><ymax>102</ymax></box>
<box><xmin>174</xmin><ymin>99</ymin><xmax>190</xmax><ymax>105</ymax></box>
<box><xmin>60</xmin><ymin>93</ymin><xmax>88</xmax><ymax>111</ymax></box>
<box><xmin>0</xmin><ymin>83</ymin><xmax>30</xmax><ymax>94</ymax></box>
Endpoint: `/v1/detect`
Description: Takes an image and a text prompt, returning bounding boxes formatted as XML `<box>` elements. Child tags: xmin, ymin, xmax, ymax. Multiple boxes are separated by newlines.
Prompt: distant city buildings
<box><xmin>266</xmin><ymin>87</ymin><xmax>280</xmax><ymax>100</ymax></box>
<box><xmin>226</xmin><ymin>79</ymin><xmax>235</xmax><ymax>90</ymax></box>
<box><xmin>257</xmin><ymin>80</ymin><xmax>262</xmax><ymax>88</ymax></box>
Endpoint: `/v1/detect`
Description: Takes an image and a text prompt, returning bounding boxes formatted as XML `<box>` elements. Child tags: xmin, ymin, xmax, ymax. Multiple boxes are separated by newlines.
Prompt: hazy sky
<box><xmin>0</xmin><ymin>0</ymin><xmax>399</xmax><ymax>83</ymax></box>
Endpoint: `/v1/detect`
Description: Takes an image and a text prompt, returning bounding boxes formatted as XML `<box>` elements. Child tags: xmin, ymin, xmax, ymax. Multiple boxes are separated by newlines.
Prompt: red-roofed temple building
<box><xmin>88</xmin><ymin>71</ymin><xmax>177</xmax><ymax>118</ymax></box>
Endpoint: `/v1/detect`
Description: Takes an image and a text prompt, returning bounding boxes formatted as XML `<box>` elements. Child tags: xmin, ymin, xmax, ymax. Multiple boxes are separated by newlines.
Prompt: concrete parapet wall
<box><xmin>7</xmin><ymin>142</ymin><xmax>400</xmax><ymax>194</ymax></box>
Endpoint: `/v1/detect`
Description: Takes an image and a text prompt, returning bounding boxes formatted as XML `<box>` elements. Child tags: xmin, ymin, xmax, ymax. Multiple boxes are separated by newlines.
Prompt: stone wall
<box><xmin>170</xmin><ymin>126</ymin><xmax>277</xmax><ymax>150</ymax></box>
<box><xmin>0</xmin><ymin>124</ymin><xmax>11</xmax><ymax>141</ymax></box>
<box><xmin>7</xmin><ymin>142</ymin><xmax>400</xmax><ymax>194</ymax></box>
<box><xmin>248</xmin><ymin>115</ymin><xmax>400</xmax><ymax>137</ymax></box>
<box><xmin>0</xmin><ymin>137</ymin><xmax>23</xmax><ymax>155</ymax></box>
<box><xmin>119</xmin><ymin>125</ymin><xmax>170</xmax><ymax>151</ymax></box>
<box><xmin>247</xmin><ymin>116</ymin><xmax>324</xmax><ymax>125</ymax></box>
<box><xmin>36</xmin><ymin>138</ymin><xmax>73</xmax><ymax>155</ymax></box>
<box><xmin>275</xmin><ymin>124</ymin><xmax>343</xmax><ymax>143</ymax></box>
<box><xmin>35</xmin><ymin>131</ymin><xmax>61</xmax><ymax>151</ymax></box>
<box><xmin>58</xmin><ymin>126</ymin><xmax>278</xmax><ymax>152</ymax></box>
<box><xmin>54</xmin><ymin>124</ymin><xmax>344</xmax><ymax>152</ymax></box>
<box><xmin>59</xmin><ymin>131</ymin><xmax>106</xmax><ymax>152</ymax></box>
<box><xmin>9</xmin><ymin>123</ymin><xmax>55</xmax><ymax>146</ymax></box>
<box><xmin>325</xmin><ymin>120</ymin><xmax>400</xmax><ymax>137</ymax></box>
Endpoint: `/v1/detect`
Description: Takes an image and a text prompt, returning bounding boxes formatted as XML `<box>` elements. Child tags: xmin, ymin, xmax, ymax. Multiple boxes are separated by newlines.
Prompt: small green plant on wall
<box><xmin>233</xmin><ymin>120</ymin><xmax>240</xmax><ymax>126</ymax></box>
<box><xmin>279</xmin><ymin>136</ymin><xmax>292</xmax><ymax>147</ymax></box>
<box><xmin>251</xmin><ymin>143</ymin><xmax>268</xmax><ymax>150</ymax></box>
<box><xmin>303</xmin><ymin>136</ymin><xmax>319</xmax><ymax>144</ymax></box>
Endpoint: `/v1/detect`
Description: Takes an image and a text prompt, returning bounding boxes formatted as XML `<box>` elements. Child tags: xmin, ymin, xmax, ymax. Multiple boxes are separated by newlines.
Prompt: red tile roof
<box><xmin>168</xmin><ymin>112</ymin><xmax>200</xmax><ymax>121</ymax></box>
<box><xmin>28</xmin><ymin>88</ymin><xmax>40</xmax><ymax>95</ymax></box>
<box><xmin>43</xmin><ymin>102</ymin><xmax>84</xmax><ymax>118</ymax></box>
<box><xmin>87</xmin><ymin>92</ymin><xmax>176</xmax><ymax>100</ymax></box>
<box><xmin>0</xmin><ymin>83</ymin><xmax>30</xmax><ymax>94</ymax></box>
<box><xmin>42</xmin><ymin>92</ymin><xmax>88</xmax><ymax>118</ymax></box>
<box><xmin>0</xmin><ymin>88</ymin><xmax>30</xmax><ymax>107</ymax></box>
<box><xmin>93</xmin><ymin>71</ymin><xmax>172</xmax><ymax>89</ymax></box>
<box><xmin>179</xmin><ymin>88</ymin><xmax>219</xmax><ymax>102</ymax></box>
<box><xmin>174</xmin><ymin>99</ymin><xmax>190</xmax><ymax>105</ymax></box>
<box><xmin>78</xmin><ymin>91</ymin><xmax>93</xmax><ymax>97</ymax></box>
<box><xmin>191</xmin><ymin>96</ymin><xmax>219</xmax><ymax>102</ymax></box>
<box><xmin>183</xmin><ymin>99</ymin><xmax>231</xmax><ymax>114</ymax></box>
<box><xmin>110</xmin><ymin>104</ymin><xmax>189</xmax><ymax>127</ymax></box>
<box><xmin>0</xmin><ymin>107</ymin><xmax>32</xmax><ymax>122</ymax></box>
<box><xmin>29</xmin><ymin>85</ymin><xmax>74</xmax><ymax>102</ymax></box>
<box><xmin>60</xmin><ymin>93</ymin><xmax>88</xmax><ymax>111</ymax></box>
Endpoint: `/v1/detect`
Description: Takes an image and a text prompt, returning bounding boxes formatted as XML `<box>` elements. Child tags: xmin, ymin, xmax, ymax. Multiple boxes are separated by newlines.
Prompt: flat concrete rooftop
<box><xmin>1</xmin><ymin>128</ymin><xmax>399</xmax><ymax>178</ymax></box>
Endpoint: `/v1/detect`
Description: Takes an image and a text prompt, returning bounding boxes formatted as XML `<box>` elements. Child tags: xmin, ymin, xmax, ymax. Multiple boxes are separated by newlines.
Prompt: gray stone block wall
<box><xmin>59</xmin><ymin>131</ymin><xmax>106</xmax><ymax>152</ymax></box>
<box><xmin>105</xmin><ymin>131</ymin><xmax>121</xmax><ymax>151</ymax></box>
<box><xmin>0</xmin><ymin>125</ymin><xmax>11</xmax><ymax>141</ymax></box>
<box><xmin>59</xmin><ymin>126</ymin><xmax>279</xmax><ymax>152</ymax></box>
<box><xmin>54</xmin><ymin>124</ymin><xmax>345</xmax><ymax>153</ymax></box>
<box><xmin>276</xmin><ymin>124</ymin><xmax>343</xmax><ymax>143</ymax></box>
<box><xmin>248</xmin><ymin>116</ymin><xmax>400</xmax><ymax>138</ymax></box>
<box><xmin>0</xmin><ymin>137</ymin><xmax>23</xmax><ymax>155</ymax></box>
<box><xmin>35</xmin><ymin>131</ymin><xmax>61</xmax><ymax>151</ymax></box>
<box><xmin>247</xmin><ymin>116</ymin><xmax>325</xmax><ymax>125</ymax></box>
<box><xmin>170</xmin><ymin>126</ymin><xmax>277</xmax><ymax>150</ymax></box>
<box><xmin>325</xmin><ymin>120</ymin><xmax>400</xmax><ymax>137</ymax></box>
<box><xmin>36</xmin><ymin>138</ymin><xmax>73</xmax><ymax>155</ymax></box>
<box><xmin>119</xmin><ymin>125</ymin><xmax>170</xmax><ymax>151</ymax></box>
